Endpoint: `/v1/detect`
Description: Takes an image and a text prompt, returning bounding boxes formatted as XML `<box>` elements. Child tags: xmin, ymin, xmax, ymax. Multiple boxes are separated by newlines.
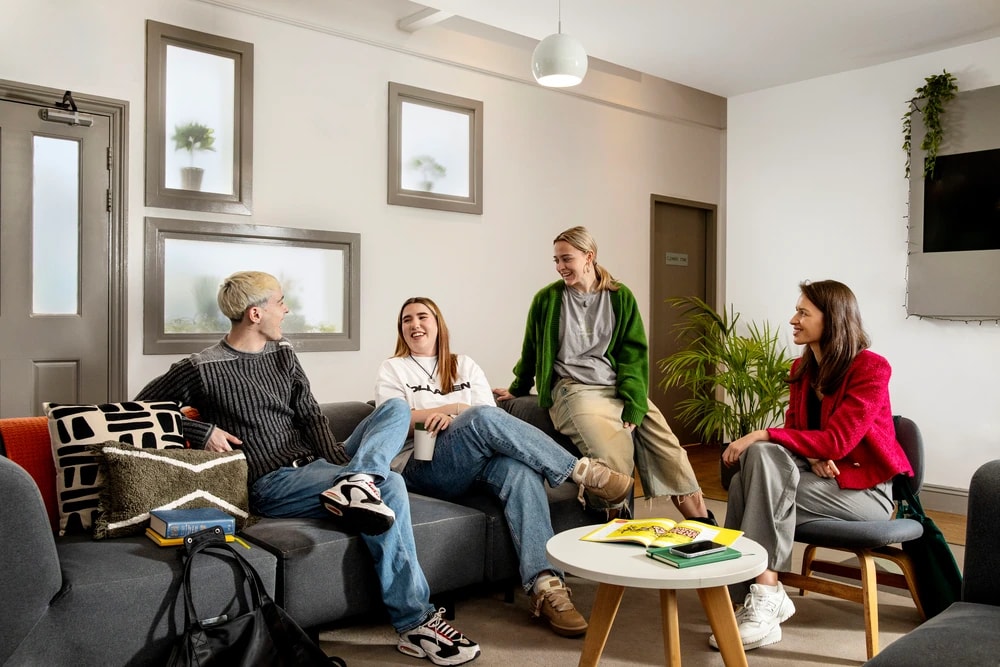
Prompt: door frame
<box><xmin>648</xmin><ymin>194</ymin><xmax>720</xmax><ymax>347</ymax></box>
<box><xmin>0</xmin><ymin>79</ymin><xmax>128</xmax><ymax>400</ymax></box>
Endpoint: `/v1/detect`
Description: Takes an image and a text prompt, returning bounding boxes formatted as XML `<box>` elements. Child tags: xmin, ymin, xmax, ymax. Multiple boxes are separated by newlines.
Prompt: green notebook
<box><xmin>645</xmin><ymin>545</ymin><xmax>742</xmax><ymax>568</ymax></box>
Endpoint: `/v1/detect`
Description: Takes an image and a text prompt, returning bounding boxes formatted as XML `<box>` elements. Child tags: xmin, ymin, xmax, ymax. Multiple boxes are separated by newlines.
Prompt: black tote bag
<box><xmin>167</xmin><ymin>528</ymin><xmax>343</xmax><ymax>667</ymax></box>
<box><xmin>895</xmin><ymin>481</ymin><xmax>964</xmax><ymax>618</ymax></box>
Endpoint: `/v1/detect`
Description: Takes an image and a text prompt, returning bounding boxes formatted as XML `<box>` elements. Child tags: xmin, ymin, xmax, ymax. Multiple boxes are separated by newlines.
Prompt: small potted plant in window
<box><xmin>407</xmin><ymin>155</ymin><xmax>446</xmax><ymax>192</ymax></box>
<box><xmin>171</xmin><ymin>121</ymin><xmax>216</xmax><ymax>191</ymax></box>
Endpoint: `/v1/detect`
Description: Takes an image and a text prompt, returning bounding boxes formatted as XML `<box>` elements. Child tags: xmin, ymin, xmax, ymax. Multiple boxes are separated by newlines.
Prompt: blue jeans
<box><xmin>402</xmin><ymin>405</ymin><xmax>579</xmax><ymax>591</ymax></box>
<box><xmin>250</xmin><ymin>398</ymin><xmax>434</xmax><ymax>632</ymax></box>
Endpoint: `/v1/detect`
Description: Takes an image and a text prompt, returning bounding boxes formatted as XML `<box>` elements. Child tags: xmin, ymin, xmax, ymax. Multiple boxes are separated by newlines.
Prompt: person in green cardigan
<box><xmin>494</xmin><ymin>226</ymin><xmax>714</xmax><ymax>523</ymax></box>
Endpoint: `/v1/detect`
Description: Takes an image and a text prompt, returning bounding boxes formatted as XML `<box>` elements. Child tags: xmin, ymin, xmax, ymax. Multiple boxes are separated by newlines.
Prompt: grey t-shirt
<box><xmin>554</xmin><ymin>288</ymin><xmax>616</xmax><ymax>386</ymax></box>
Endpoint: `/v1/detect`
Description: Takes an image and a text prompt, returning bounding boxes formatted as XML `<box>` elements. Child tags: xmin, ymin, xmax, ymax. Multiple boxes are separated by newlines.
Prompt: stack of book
<box><xmin>145</xmin><ymin>507</ymin><xmax>237</xmax><ymax>546</ymax></box>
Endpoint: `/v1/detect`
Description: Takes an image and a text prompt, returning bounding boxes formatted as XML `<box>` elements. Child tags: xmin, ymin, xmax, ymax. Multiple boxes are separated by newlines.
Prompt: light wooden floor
<box><xmin>649</xmin><ymin>444</ymin><xmax>968</xmax><ymax>546</ymax></box>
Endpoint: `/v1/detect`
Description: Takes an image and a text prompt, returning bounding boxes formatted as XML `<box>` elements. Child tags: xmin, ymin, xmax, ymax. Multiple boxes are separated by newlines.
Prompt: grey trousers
<box><xmin>724</xmin><ymin>441</ymin><xmax>893</xmax><ymax>600</ymax></box>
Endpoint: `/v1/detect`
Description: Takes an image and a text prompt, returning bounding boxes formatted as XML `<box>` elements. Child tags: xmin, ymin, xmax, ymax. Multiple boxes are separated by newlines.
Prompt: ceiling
<box><xmin>413</xmin><ymin>0</ymin><xmax>1000</xmax><ymax>97</ymax></box>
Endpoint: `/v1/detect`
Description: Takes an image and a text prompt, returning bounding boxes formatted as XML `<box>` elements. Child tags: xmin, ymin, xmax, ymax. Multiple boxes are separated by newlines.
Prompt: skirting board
<box><xmin>921</xmin><ymin>483</ymin><xmax>968</xmax><ymax>515</ymax></box>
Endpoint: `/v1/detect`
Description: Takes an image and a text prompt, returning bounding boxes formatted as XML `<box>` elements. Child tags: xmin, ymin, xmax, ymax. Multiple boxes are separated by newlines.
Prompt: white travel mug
<box><xmin>412</xmin><ymin>423</ymin><xmax>436</xmax><ymax>461</ymax></box>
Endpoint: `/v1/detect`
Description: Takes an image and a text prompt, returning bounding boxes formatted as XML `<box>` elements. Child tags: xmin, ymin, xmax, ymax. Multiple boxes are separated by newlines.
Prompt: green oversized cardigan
<box><xmin>508</xmin><ymin>280</ymin><xmax>652</xmax><ymax>426</ymax></box>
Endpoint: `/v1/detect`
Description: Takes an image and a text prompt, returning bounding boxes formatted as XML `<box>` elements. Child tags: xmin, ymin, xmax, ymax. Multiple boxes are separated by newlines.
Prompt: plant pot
<box><xmin>180</xmin><ymin>167</ymin><xmax>204</xmax><ymax>191</ymax></box>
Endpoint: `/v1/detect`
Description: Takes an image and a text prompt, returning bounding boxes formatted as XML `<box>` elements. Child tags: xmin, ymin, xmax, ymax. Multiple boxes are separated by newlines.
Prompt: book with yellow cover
<box><xmin>145</xmin><ymin>527</ymin><xmax>247</xmax><ymax>548</ymax></box>
<box><xmin>580</xmin><ymin>518</ymin><xmax>743</xmax><ymax>548</ymax></box>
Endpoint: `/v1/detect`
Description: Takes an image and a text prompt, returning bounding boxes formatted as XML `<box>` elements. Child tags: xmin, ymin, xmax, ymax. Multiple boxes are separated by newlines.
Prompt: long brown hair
<box><xmin>789</xmin><ymin>280</ymin><xmax>870</xmax><ymax>394</ymax></box>
<box><xmin>393</xmin><ymin>297</ymin><xmax>459</xmax><ymax>393</ymax></box>
<box><xmin>553</xmin><ymin>226</ymin><xmax>620</xmax><ymax>292</ymax></box>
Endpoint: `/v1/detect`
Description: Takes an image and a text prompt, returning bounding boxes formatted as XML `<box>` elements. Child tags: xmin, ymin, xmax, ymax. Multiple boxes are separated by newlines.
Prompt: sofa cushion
<box><xmin>0</xmin><ymin>416</ymin><xmax>59</xmax><ymax>530</ymax></box>
<box><xmin>45</xmin><ymin>401</ymin><xmax>187</xmax><ymax>535</ymax></box>
<box><xmin>4</xmin><ymin>535</ymin><xmax>278</xmax><ymax>666</ymax></box>
<box><xmin>864</xmin><ymin>602</ymin><xmax>1000</xmax><ymax>666</ymax></box>
<box><xmin>89</xmin><ymin>442</ymin><xmax>251</xmax><ymax>539</ymax></box>
<box><xmin>242</xmin><ymin>493</ymin><xmax>486</xmax><ymax>628</ymax></box>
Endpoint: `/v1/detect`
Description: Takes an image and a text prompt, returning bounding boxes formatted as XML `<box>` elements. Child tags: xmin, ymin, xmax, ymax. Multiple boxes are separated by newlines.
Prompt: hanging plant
<box><xmin>901</xmin><ymin>70</ymin><xmax>958</xmax><ymax>179</ymax></box>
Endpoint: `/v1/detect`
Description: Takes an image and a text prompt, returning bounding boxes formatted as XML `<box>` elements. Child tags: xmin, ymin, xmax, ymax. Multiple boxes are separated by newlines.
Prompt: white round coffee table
<box><xmin>547</xmin><ymin>525</ymin><xmax>768</xmax><ymax>667</ymax></box>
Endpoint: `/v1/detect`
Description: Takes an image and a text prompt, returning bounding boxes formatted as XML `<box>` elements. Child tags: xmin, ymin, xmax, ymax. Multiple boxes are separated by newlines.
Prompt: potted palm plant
<box><xmin>171</xmin><ymin>121</ymin><xmax>216</xmax><ymax>191</ymax></box>
<box><xmin>657</xmin><ymin>296</ymin><xmax>793</xmax><ymax>489</ymax></box>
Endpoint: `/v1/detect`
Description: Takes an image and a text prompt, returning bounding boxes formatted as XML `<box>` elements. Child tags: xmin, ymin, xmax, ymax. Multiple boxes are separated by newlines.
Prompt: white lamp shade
<box><xmin>531</xmin><ymin>33</ymin><xmax>588</xmax><ymax>87</ymax></box>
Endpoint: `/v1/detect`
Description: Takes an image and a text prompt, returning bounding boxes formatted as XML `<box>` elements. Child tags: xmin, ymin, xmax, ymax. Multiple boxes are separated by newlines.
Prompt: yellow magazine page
<box><xmin>580</xmin><ymin>518</ymin><xmax>680</xmax><ymax>547</ymax></box>
<box><xmin>580</xmin><ymin>518</ymin><xmax>742</xmax><ymax>547</ymax></box>
<box><xmin>655</xmin><ymin>520</ymin><xmax>742</xmax><ymax>547</ymax></box>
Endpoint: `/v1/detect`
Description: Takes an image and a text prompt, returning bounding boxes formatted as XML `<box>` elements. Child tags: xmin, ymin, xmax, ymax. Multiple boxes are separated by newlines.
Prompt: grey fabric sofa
<box><xmin>863</xmin><ymin>459</ymin><xmax>1000</xmax><ymax>666</ymax></box>
<box><xmin>0</xmin><ymin>396</ymin><xmax>596</xmax><ymax>666</ymax></box>
<box><xmin>0</xmin><ymin>453</ymin><xmax>281</xmax><ymax>666</ymax></box>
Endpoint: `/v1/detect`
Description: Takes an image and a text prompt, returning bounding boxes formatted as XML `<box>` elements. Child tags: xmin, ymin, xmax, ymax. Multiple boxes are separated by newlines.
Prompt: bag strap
<box><xmin>177</xmin><ymin>528</ymin><xmax>267</xmax><ymax>625</ymax></box>
<box><xmin>894</xmin><ymin>472</ymin><xmax>928</xmax><ymax>520</ymax></box>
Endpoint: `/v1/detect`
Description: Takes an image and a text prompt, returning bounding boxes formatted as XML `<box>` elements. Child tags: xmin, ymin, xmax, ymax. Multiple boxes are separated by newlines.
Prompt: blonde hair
<box><xmin>393</xmin><ymin>297</ymin><xmax>459</xmax><ymax>394</ymax></box>
<box><xmin>217</xmin><ymin>271</ymin><xmax>280</xmax><ymax>322</ymax></box>
<box><xmin>553</xmin><ymin>226</ymin><xmax>619</xmax><ymax>292</ymax></box>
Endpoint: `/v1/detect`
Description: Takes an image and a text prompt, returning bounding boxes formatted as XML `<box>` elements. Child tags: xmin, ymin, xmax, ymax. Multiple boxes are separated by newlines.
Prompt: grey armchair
<box><xmin>863</xmin><ymin>458</ymin><xmax>1000</xmax><ymax>666</ymax></box>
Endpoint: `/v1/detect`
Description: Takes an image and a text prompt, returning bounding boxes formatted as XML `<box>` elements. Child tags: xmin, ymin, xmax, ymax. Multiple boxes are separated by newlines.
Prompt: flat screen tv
<box><xmin>922</xmin><ymin>147</ymin><xmax>1000</xmax><ymax>253</ymax></box>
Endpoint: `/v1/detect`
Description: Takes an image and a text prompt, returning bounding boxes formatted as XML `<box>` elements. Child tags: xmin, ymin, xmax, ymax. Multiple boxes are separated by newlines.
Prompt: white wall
<box><xmin>727</xmin><ymin>38</ymin><xmax>1000</xmax><ymax>490</ymax></box>
<box><xmin>0</xmin><ymin>2</ymin><xmax>723</xmax><ymax>410</ymax></box>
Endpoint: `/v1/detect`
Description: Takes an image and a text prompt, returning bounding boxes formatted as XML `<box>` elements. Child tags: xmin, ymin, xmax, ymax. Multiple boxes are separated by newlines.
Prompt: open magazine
<box><xmin>580</xmin><ymin>517</ymin><xmax>743</xmax><ymax>548</ymax></box>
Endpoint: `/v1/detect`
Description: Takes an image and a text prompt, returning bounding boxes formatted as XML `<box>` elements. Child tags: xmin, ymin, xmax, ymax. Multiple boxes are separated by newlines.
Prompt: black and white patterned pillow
<box><xmin>45</xmin><ymin>401</ymin><xmax>186</xmax><ymax>535</ymax></box>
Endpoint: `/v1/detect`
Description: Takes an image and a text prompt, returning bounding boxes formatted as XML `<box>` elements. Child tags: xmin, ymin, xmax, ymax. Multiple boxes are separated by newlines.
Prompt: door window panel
<box><xmin>32</xmin><ymin>135</ymin><xmax>80</xmax><ymax>315</ymax></box>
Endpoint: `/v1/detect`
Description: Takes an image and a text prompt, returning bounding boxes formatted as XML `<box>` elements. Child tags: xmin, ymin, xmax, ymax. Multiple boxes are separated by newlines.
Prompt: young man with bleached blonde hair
<box><xmin>136</xmin><ymin>271</ymin><xmax>480</xmax><ymax>666</ymax></box>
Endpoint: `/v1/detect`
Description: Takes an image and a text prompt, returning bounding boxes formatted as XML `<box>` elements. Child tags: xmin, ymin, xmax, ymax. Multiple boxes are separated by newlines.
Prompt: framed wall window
<box><xmin>144</xmin><ymin>218</ymin><xmax>360</xmax><ymax>354</ymax></box>
<box><xmin>145</xmin><ymin>20</ymin><xmax>253</xmax><ymax>215</ymax></box>
<box><xmin>388</xmin><ymin>82</ymin><xmax>483</xmax><ymax>215</ymax></box>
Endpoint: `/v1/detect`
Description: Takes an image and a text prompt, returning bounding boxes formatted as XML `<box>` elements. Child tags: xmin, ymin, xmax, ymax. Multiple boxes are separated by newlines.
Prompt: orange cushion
<box><xmin>0</xmin><ymin>417</ymin><xmax>58</xmax><ymax>531</ymax></box>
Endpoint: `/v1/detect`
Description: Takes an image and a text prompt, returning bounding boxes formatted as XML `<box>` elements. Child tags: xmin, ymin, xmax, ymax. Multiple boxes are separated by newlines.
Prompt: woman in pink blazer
<box><xmin>715</xmin><ymin>280</ymin><xmax>913</xmax><ymax>652</ymax></box>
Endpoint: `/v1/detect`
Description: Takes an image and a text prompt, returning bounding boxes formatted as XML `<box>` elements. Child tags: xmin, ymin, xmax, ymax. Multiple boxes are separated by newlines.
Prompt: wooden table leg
<box><xmin>578</xmin><ymin>583</ymin><xmax>625</xmax><ymax>667</ymax></box>
<box><xmin>697</xmin><ymin>586</ymin><xmax>748</xmax><ymax>667</ymax></box>
<box><xmin>660</xmin><ymin>589</ymin><xmax>681</xmax><ymax>665</ymax></box>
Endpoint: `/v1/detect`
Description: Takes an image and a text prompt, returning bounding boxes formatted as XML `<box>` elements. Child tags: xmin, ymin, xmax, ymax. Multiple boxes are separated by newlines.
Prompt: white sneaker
<box><xmin>708</xmin><ymin>583</ymin><xmax>795</xmax><ymax>650</ymax></box>
<box><xmin>397</xmin><ymin>608</ymin><xmax>481</xmax><ymax>665</ymax></box>
<box><xmin>319</xmin><ymin>477</ymin><xmax>395</xmax><ymax>535</ymax></box>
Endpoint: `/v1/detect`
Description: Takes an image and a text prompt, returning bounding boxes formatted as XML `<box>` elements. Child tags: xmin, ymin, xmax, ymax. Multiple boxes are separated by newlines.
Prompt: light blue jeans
<box><xmin>401</xmin><ymin>405</ymin><xmax>579</xmax><ymax>591</ymax></box>
<box><xmin>250</xmin><ymin>398</ymin><xmax>434</xmax><ymax>632</ymax></box>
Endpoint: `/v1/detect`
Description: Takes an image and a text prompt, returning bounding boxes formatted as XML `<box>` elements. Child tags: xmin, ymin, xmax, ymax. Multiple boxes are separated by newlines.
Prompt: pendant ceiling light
<box><xmin>531</xmin><ymin>0</ymin><xmax>588</xmax><ymax>88</ymax></box>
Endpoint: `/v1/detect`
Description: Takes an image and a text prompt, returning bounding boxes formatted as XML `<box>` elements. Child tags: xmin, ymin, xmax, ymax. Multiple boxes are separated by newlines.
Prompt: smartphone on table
<box><xmin>667</xmin><ymin>540</ymin><xmax>728</xmax><ymax>558</ymax></box>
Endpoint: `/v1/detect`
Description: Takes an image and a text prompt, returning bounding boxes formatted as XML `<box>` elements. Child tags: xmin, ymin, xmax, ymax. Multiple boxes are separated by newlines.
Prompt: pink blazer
<box><xmin>766</xmin><ymin>350</ymin><xmax>913</xmax><ymax>490</ymax></box>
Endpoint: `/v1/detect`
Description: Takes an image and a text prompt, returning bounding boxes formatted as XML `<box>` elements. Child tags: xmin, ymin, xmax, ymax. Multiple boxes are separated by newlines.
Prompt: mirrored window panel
<box><xmin>32</xmin><ymin>135</ymin><xmax>79</xmax><ymax>315</ymax></box>
<box><xmin>145</xmin><ymin>21</ymin><xmax>253</xmax><ymax>215</ymax></box>
<box><xmin>163</xmin><ymin>238</ymin><xmax>344</xmax><ymax>335</ymax></box>
<box><xmin>144</xmin><ymin>218</ymin><xmax>360</xmax><ymax>354</ymax></box>
<box><xmin>400</xmin><ymin>101</ymin><xmax>471</xmax><ymax>198</ymax></box>
<box><xmin>164</xmin><ymin>45</ymin><xmax>235</xmax><ymax>195</ymax></box>
<box><xmin>388</xmin><ymin>82</ymin><xmax>483</xmax><ymax>215</ymax></box>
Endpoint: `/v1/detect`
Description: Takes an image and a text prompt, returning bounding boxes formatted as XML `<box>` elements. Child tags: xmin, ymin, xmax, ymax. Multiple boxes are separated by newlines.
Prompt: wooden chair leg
<box><xmin>858</xmin><ymin>552</ymin><xmax>880</xmax><ymax>660</ymax></box>
<box><xmin>798</xmin><ymin>544</ymin><xmax>818</xmax><ymax>597</ymax></box>
<box><xmin>877</xmin><ymin>551</ymin><xmax>926</xmax><ymax>621</ymax></box>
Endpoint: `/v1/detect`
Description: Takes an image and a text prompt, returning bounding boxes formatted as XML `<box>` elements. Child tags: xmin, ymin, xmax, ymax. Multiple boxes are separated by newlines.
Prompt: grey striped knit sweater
<box><xmin>135</xmin><ymin>338</ymin><xmax>349</xmax><ymax>485</ymax></box>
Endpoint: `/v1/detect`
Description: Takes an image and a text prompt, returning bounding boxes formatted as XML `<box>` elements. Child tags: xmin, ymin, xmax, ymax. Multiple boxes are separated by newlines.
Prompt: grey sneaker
<box><xmin>708</xmin><ymin>583</ymin><xmax>795</xmax><ymax>650</ymax></box>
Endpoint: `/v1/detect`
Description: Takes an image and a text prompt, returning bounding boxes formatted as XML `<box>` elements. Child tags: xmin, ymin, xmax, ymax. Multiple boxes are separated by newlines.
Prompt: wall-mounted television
<box><xmin>907</xmin><ymin>84</ymin><xmax>1000</xmax><ymax>319</ymax></box>
<box><xmin>923</xmin><ymin>147</ymin><xmax>1000</xmax><ymax>253</ymax></box>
